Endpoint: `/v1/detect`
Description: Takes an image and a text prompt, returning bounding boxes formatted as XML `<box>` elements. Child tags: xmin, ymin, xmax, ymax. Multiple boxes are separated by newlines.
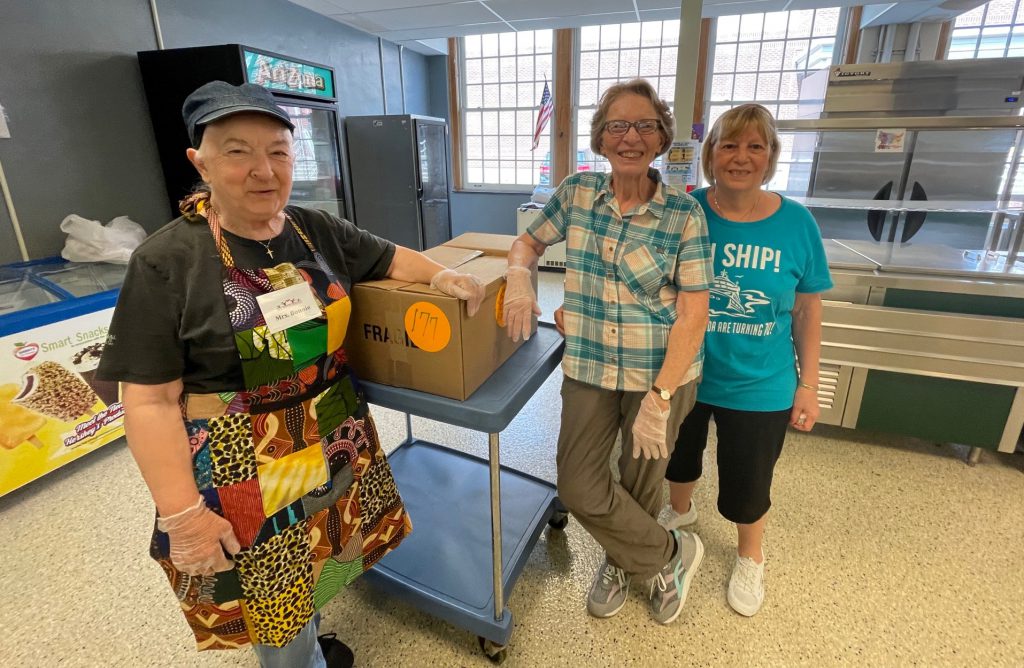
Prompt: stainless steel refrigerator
<box><xmin>345</xmin><ymin>115</ymin><xmax>452</xmax><ymax>250</ymax></box>
<box><xmin>797</xmin><ymin>58</ymin><xmax>1024</xmax><ymax>247</ymax></box>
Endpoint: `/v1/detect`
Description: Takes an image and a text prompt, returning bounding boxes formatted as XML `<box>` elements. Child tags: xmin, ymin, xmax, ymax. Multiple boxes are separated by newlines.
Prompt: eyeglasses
<box><xmin>603</xmin><ymin>119</ymin><xmax>661</xmax><ymax>136</ymax></box>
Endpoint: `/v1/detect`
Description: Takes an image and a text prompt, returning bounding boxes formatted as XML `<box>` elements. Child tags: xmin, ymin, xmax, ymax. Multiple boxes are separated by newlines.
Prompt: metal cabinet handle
<box><xmin>902</xmin><ymin>181</ymin><xmax>928</xmax><ymax>243</ymax></box>
<box><xmin>867</xmin><ymin>181</ymin><xmax>893</xmax><ymax>242</ymax></box>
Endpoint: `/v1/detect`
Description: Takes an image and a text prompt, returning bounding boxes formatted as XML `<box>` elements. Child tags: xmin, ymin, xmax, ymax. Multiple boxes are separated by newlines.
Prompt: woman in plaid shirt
<box><xmin>503</xmin><ymin>79</ymin><xmax>713</xmax><ymax>626</ymax></box>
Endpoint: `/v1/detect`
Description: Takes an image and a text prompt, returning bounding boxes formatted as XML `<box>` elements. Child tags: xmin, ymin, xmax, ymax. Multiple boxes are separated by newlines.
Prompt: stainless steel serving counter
<box><xmin>818</xmin><ymin>240</ymin><xmax>1024</xmax><ymax>460</ymax></box>
<box><xmin>832</xmin><ymin>239</ymin><xmax>1024</xmax><ymax>282</ymax></box>
<box><xmin>825</xmin><ymin>239</ymin><xmax>1024</xmax><ymax>297</ymax></box>
<box><xmin>774</xmin><ymin>110</ymin><xmax>1024</xmax><ymax>461</ymax></box>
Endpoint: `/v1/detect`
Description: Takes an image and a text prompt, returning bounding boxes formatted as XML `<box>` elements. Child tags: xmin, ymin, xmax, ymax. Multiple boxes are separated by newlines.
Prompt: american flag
<box><xmin>531</xmin><ymin>81</ymin><xmax>553</xmax><ymax>151</ymax></box>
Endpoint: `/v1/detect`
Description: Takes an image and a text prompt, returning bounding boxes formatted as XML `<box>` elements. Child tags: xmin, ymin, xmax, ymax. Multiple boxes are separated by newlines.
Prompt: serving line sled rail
<box><xmin>359</xmin><ymin>323</ymin><xmax>567</xmax><ymax>663</ymax></box>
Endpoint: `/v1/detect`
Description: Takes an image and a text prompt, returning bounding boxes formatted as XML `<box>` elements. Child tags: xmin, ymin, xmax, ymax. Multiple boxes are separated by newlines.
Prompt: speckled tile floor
<box><xmin>1</xmin><ymin>271</ymin><xmax>1023</xmax><ymax>667</ymax></box>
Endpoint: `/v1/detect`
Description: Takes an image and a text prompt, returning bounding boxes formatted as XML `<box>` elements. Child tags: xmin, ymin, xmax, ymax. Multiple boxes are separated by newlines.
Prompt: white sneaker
<box><xmin>727</xmin><ymin>554</ymin><xmax>765</xmax><ymax>617</ymax></box>
<box><xmin>660</xmin><ymin>500</ymin><xmax>697</xmax><ymax>530</ymax></box>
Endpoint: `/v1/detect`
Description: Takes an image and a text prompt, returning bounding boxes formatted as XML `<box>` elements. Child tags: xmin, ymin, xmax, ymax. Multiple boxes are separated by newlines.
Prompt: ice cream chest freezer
<box><xmin>0</xmin><ymin>258</ymin><xmax>127</xmax><ymax>497</ymax></box>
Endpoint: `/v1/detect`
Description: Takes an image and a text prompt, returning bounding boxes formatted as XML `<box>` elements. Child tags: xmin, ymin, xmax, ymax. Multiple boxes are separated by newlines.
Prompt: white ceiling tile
<box><xmin>292</xmin><ymin>0</ymin><xmax>906</xmax><ymax>41</ymax></box>
<box><xmin>784</xmin><ymin>0</ymin><xmax>861</xmax><ymax>9</ymax></box>
<box><xmin>331</xmin><ymin>0</ymin><xmax>471</xmax><ymax>12</ymax></box>
<box><xmin>378</xmin><ymin>21</ymin><xmax>509</xmax><ymax>40</ymax></box>
<box><xmin>635</xmin><ymin>0</ymin><xmax>682</xmax><ymax>9</ymax></box>
<box><xmin>486</xmin><ymin>0</ymin><xmax>636</xmax><ymax>22</ymax></box>
<box><xmin>286</xmin><ymin>0</ymin><xmax>353</xmax><ymax>15</ymax></box>
<box><xmin>702</xmin><ymin>0</ymin><xmax>788</xmax><ymax>18</ymax></box>
<box><xmin>638</xmin><ymin>7</ymin><xmax>687</xmax><ymax>21</ymax></box>
<box><xmin>509</xmin><ymin>11</ymin><xmax>641</xmax><ymax>32</ymax></box>
<box><xmin>330</xmin><ymin>12</ymin><xmax>390</xmax><ymax>32</ymax></box>
<box><xmin>641</xmin><ymin>0</ymin><xmax>783</xmax><ymax>9</ymax></box>
<box><xmin>345</xmin><ymin>1</ymin><xmax>495</xmax><ymax>31</ymax></box>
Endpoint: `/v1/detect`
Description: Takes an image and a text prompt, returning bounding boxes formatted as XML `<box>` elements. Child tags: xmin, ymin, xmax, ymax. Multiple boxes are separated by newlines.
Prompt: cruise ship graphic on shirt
<box><xmin>709</xmin><ymin>270</ymin><xmax>771</xmax><ymax>318</ymax></box>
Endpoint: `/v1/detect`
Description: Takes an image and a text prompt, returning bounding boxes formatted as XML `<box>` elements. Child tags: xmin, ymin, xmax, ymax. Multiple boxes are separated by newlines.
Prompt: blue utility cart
<box><xmin>361</xmin><ymin>323</ymin><xmax>566</xmax><ymax>664</ymax></box>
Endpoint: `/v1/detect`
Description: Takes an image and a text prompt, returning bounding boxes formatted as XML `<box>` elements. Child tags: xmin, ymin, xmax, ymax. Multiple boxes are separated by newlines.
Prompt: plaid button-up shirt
<box><xmin>528</xmin><ymin>170</ymin><xmax>712</xmax><ymax>392</ymax></box>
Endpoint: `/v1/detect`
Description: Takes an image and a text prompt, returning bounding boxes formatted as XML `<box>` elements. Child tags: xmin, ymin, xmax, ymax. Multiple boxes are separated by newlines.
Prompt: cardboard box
<box><xmin>345</xmin><ymin>236</ymin><xmax>536</xmax><ymax>400</ymax></box>
<box><xmin>443</xmin><ymin>232</ymin><xmax>517</xmax><ymax>256</ymax></box>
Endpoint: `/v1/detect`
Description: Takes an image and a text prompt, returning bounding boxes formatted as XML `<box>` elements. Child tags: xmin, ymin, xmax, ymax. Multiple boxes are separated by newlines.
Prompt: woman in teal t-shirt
<box><xmin>663</xmin><ymin>104</ymin><xmax>832</xmax><ymax>617</ymax></box>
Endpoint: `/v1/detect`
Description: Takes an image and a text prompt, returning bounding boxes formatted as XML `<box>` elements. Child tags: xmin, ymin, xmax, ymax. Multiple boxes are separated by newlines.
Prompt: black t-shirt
<box><xmin>96</xmin><ymin>206</ymin><xmax>395</xmax><ymax>394</ymax></box>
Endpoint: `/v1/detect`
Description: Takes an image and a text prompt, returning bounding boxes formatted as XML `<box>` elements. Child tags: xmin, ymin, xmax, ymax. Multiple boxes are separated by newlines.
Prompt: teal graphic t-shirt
<box><xmin>692</xmin><ymin>187</ymin><xmax>833</xmax><ymax>411</ymax></box>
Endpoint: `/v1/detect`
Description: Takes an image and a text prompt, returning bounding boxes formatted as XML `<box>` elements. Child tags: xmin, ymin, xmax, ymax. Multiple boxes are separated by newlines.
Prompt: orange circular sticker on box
<box><xmin>495</xmin><ymin>283</ymin><xmax>507</xmax><ymax>327</ymax></box>
<box><xmin>404</xmin><ymin>301</ymin><xmax>452</xmax><ymax>352</ymax></box>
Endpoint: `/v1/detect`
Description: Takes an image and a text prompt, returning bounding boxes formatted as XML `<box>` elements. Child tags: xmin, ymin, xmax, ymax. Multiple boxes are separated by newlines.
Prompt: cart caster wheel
<box><xmin>478</xmin><ymin>636</ymin><xmax>509</xmax><ymax>664</ymax></box>
<box><xmin>548</xmin><ymin>512</ymin><xmax>569</xmax><ymax>530</ymax></box>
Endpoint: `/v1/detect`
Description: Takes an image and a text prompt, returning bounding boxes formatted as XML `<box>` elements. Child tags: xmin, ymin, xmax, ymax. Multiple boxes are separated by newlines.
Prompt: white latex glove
<box><xmin>431</xmin><ymin>268</ymin><xmax>485</xmax><ymax>317</ymax></box>
<box><xmin>156</xmin><ymin>496</ymin><xmax>241</xmax><ymax>576</ymax></box>
<box><xmin>631</xmin><ymin>392</ymin><xmax>670</xmax><ymax>460</ymax></box>
<box><xmin>502</xmin><ymin>266</ymin><xmax>541</xmax><ymax>342</ymax></box>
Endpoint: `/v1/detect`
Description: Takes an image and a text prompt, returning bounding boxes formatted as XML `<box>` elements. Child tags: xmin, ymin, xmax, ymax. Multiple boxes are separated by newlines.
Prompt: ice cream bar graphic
<box><xmin>0</xmin><ymin>383</ymin><xmax>46</xmax><ymax>449</ymax></box>
<box><xmin>12</xmin><ymin>362</ymin><xmax>99</xmax><ymax>422</ymax></box>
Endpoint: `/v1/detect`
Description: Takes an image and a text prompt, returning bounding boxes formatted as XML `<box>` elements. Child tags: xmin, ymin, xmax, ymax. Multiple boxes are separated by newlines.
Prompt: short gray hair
<box><xmin>590</xmin><ymin>79</ymin><xmax>674</xmax><ymax>157</ymax></box>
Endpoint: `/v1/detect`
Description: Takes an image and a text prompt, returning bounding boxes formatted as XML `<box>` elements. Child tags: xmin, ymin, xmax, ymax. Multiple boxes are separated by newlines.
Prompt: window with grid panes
<box><xmin>461</xmin><ymin>30</ymin><xmax>553</xmax><ymax>189</ymax></box>
<box><xmin>948</xmin><ymin>2</ymin><xmax>1024</xmax><ymax>201</ymax></box>
<box><xmin>576</xmin><ymin>21</ymin><xmax>679</xmax><ymax>174</ymax></box>
<box><xmin>706</xmin><ymin>8</ymin><xmax>842</xmax><ymax>193</ymax></box>
<box><xmin>948</xmin><ymin>0</ymin><xmax>1024</xmax><ymax>59</ymax></box>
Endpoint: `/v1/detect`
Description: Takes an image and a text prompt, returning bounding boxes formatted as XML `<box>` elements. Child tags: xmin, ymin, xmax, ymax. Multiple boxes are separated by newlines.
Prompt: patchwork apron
<box><xmin>150</xmin><ymin>204</ymin><xmax>411</xmax><ymax>650</ymax></box>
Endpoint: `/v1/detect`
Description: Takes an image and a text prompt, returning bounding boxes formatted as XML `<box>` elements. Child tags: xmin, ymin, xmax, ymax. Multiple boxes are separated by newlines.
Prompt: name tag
<box><xmin>256</xmin><ymin>282</ymin><xmax>323</xmax><ymax>333</ymax></box>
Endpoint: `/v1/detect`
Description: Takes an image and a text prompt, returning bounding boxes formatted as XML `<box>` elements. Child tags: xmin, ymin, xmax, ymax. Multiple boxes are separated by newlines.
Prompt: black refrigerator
<box><xmin>345</xmin><ymin>115</ymin><xmax>452</xmax><ymax>250</ymax></box>
<box><xmin>138</xmin><ymin>44</ymin><xmax>349</xmax><ymax>220</ymax></box>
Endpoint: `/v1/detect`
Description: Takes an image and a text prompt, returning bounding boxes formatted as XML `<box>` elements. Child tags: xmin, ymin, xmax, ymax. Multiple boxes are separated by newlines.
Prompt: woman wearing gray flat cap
<box><xmin>97</xmin><ymin>80</ymin><xmax>484</xmax><ymax>668</ymax></box>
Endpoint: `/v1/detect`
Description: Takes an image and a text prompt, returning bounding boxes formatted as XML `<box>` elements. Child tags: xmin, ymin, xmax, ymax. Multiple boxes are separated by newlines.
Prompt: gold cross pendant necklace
<box><xmin>256</xmin><ymin>239</ymin><xmax>274</xmax><ymax>259</ymax></box>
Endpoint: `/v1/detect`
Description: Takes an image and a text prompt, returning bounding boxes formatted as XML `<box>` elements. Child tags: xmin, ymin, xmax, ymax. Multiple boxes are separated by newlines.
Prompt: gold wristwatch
<box><xmin>651</xmin><ymin>384</ymin><xmax>672</xmax><ymax>401</ymax></box>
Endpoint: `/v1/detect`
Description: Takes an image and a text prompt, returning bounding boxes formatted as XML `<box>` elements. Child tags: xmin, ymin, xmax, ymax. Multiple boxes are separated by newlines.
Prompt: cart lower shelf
<box><xmin>363</xmin><ymin>438</ymin><xmax>559</xmax><ymax>646</ymax></box>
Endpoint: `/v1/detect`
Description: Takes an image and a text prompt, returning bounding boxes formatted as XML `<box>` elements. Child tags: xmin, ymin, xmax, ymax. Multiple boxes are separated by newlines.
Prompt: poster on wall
<box><xmin>0</xmin><ymin>308</ymin><xmax>123</xmax><ymax>497</ymax></box>
<box><xmin>665</xmin><ymin>139</ymin><xmax>700</xmax><ymax>190</ymax></box>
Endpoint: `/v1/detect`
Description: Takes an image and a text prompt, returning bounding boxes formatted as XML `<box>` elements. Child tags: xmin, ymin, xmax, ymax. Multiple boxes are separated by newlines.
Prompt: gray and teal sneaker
<box><xmin>649</xmin><ymin>528</ymin><xmax>704</xmax><ymax>624</ymax></box>
<box><xmin>660</xmin><ymin>500</ymin><xmax>698</xmax><ymax>530</ymax></box>
<box><xmin>587</xmin><ymin>558</ymin><xmax>631</xmax><ymax>618</ymax></box>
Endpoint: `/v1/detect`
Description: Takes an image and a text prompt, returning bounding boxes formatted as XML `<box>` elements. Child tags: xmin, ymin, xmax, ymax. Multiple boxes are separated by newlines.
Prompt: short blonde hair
<box><xmin>700</xmin><ymin>104</ymin><xmax>781</xmax><ymax>185</ymax></box>
<box><xmin>590</xmin><ymin>79</ymin><xmax>674</xmax><ymax>156</ymax></box>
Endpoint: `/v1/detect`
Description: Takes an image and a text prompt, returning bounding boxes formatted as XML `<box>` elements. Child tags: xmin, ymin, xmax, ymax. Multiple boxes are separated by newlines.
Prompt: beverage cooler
<box><xmin>0</xmin><ymin>259</ymin><xmax>128</xmax><ymax>497</ymax></box>
<box><xmin>345</xmin><ymin>115</ymin><xmax>452</xmax><ymax>250</ymax></box>
<box><xmin>138</xmin><ymin>44</ymin><xmax>349</xmax><ymax>219</ymax></box>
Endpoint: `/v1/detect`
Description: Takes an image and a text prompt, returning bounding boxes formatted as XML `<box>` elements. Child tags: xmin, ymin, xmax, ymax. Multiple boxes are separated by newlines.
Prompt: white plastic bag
<box><xmin>60</xmin><ymin>214</ymin><xmax>147</xmax><ymax>264</ymax></box>
<box><xmin>531</xmin><ymin>185</ymin><xmax>554</xmax><ymax>205</ymax></box>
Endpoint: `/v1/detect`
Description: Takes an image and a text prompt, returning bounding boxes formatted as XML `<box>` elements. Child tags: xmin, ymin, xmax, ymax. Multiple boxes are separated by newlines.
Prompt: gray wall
<box><xmin>0</xmin><ymin>0</ymin><xmax>168</xmax><ymax>264</ymax></box>
<box><xmin>451</xmin><ymin>192</ymin><xmax>530</xmax><ymax>236</ymax></box>
<box><xmin>426</xmin><ymin>55</ymin><xmax>450</xmax><ymax>121</ymax></box>
<box><xmin>0</xmin><ymin>0</ymin><xmax>431</xmax><ymax>265</ymax></box>
<box><xmin>402</xmin><ymin>48</ymin><xmax>431</xmax><ymax>117</ymax></box>
<box><xmin>0</xmin><ymin>180</ymin><xmax>20</xmax><ymax>261</ymax></box>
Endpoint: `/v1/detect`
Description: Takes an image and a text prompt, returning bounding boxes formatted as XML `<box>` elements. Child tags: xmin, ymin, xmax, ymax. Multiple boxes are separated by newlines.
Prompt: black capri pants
<box><xmin>665</xmin><ymin>401</ymin><xmax>790</xmax><ymax>525</ymax></box>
